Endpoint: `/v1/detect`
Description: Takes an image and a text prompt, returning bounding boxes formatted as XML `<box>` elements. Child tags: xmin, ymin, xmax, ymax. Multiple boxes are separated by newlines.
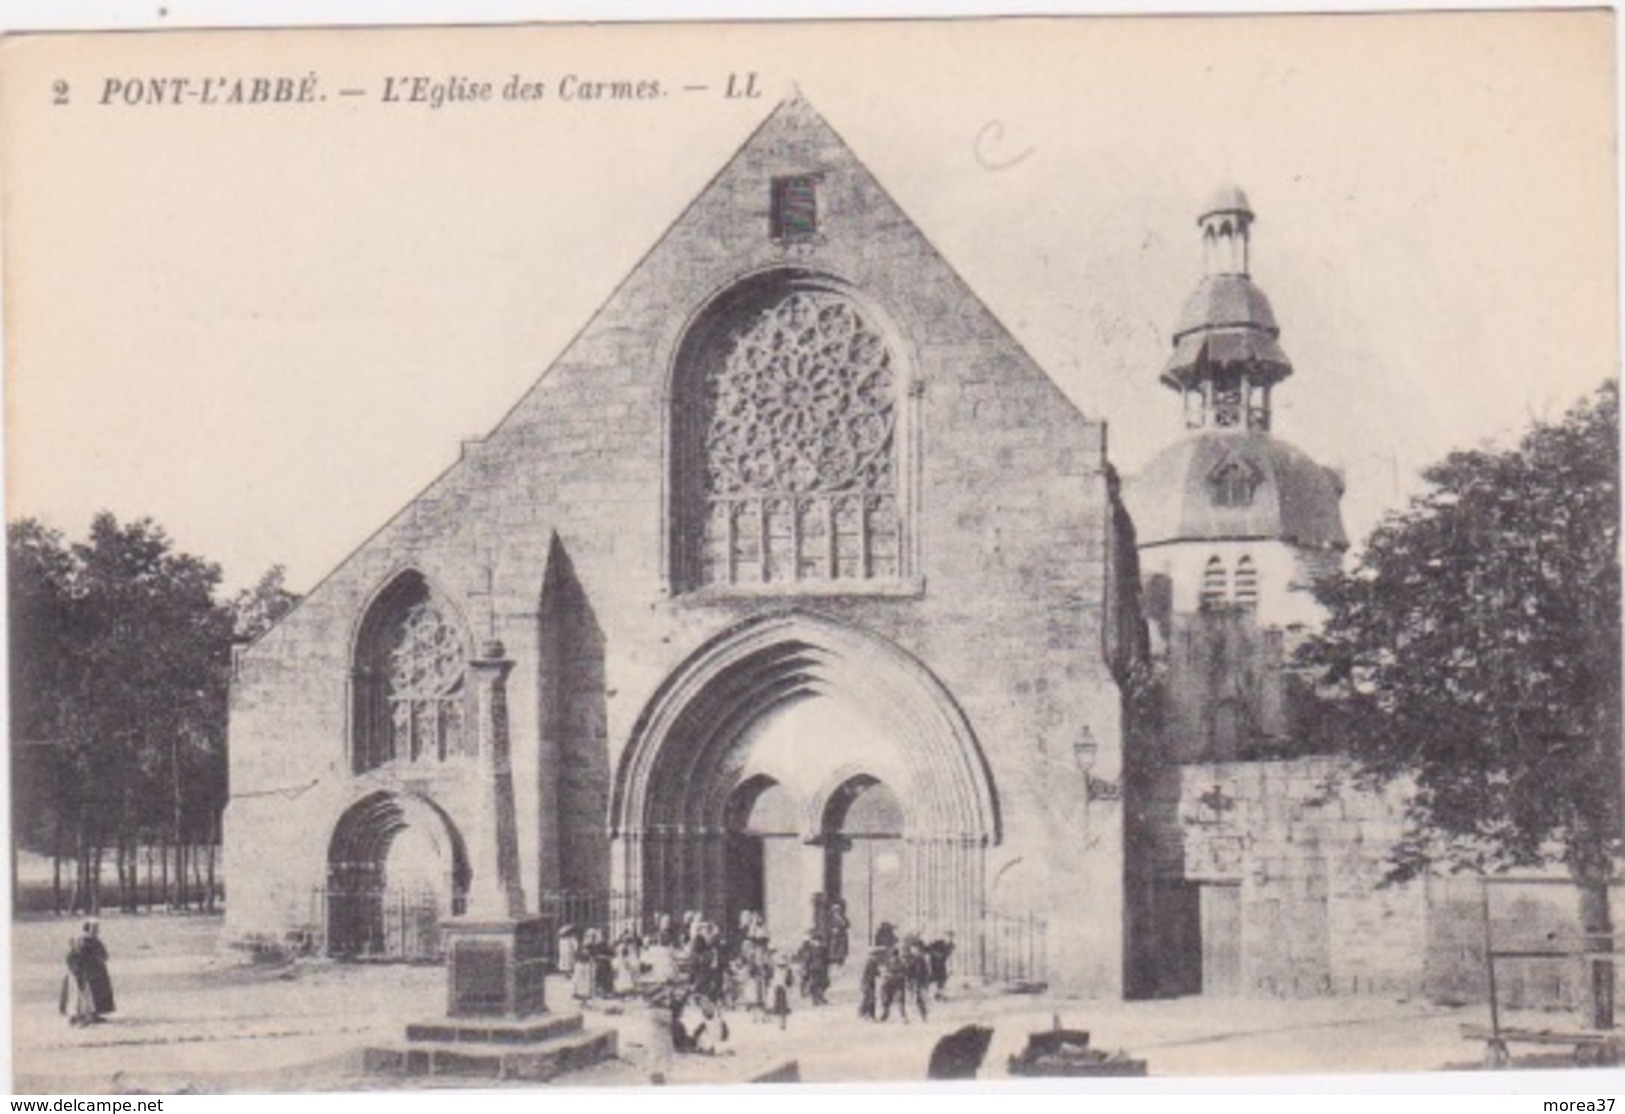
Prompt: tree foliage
<box><xmin>1299</xmin><ymin>381</ymin><xmax>1621</xmax><ymax>882</ymax></box>
<box><xmin>231</xmin><ymin>564</ymin><xmax>302</xmax><ymax>642</ymax></box>
<box><xmin>7</xmin><ymin>513</ymin><xmax>300</xmax><ymax>912</ymax></box>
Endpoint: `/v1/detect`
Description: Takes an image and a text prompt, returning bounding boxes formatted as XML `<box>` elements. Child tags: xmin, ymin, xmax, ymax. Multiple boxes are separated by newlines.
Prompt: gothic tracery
<box><xmin>690</xmin><ymin>287</ymin><xmax>903</xmax><ymax>588</ymax></box>
<box><xmin>354</xmin><ymin>579</ymin><xmax>469</xmax><ymax>773</ymax></box>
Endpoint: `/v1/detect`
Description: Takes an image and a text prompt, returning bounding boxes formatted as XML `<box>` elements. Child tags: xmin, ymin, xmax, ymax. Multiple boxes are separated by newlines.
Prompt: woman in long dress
<box><xmin>556</xmin><ymin>925</ymin><xmax>579</xmax><ymax>977</ymax></box>
<box><xmin>66</xmin><ymin>921</ymin><xmax>114</xmax><ymax>1026</ymax></box>
<box><xmin>613</xmin><ymin>940</ymin><xmax>641</xmax><ymax>997</ymax></box>
<box><xmin>828</xmin><ymin>901</ymin><xmax>851</xmax><ymax>967</ymax></box>
<box><xmin>643</xmin><ymin>937</ymin><xmax>676</xmax><ymax>987</ymax></box>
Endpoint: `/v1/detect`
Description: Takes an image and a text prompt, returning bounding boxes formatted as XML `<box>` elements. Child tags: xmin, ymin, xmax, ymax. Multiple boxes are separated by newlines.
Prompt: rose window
<box><xmin>691</xmin><ymin>289</ymin><xmax>902</xmax><ymax>588</ymax></box>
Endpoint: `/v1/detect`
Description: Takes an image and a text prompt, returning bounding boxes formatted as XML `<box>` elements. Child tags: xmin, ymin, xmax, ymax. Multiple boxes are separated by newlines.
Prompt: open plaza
<box><xmin>7</xmin><ymin>912</ymin><xmax>1591</xmax><ymax>1094</ymax></box>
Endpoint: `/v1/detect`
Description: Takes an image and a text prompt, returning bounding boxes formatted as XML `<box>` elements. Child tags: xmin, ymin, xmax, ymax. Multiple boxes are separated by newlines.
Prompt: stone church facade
<box><xmin>226</xmin><ymin>96</ymin><xmax>1582</xmax><ymax>1004</ymax></box>
<box><xmin>225</xmin><ymin>97</ymin><xmax>1141</xmax><ymax>997</ymax></box>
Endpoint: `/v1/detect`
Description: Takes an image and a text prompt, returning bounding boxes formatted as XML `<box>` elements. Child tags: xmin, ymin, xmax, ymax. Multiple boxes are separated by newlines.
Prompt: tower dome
<box><xmin>1127</xmin><ymin>430</ymin><xmax>1346</xmax><ymax>551</ymax></box>
<box><xmin>1199</xmin><ymin>185</ymin><xmax>1253</xmax><ymax>223</ymax></box>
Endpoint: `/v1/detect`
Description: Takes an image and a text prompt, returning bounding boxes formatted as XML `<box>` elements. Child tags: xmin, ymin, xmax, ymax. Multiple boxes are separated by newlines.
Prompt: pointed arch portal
<box><xmin>611</xmin><ymin>612</ymin><xmax>998</xmax><ymax>948</ymax></box>
<box><xmin>325</xmin><ymin>790</ymin><xmax>470</xmax><ymax>959</ymax></box>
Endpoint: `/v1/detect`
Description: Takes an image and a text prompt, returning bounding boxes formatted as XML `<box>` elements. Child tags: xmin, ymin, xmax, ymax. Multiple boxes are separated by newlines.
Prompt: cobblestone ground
<box><xmin>3</xmin><ymin>913</ymin><xmax>1591</xmax><ymax>1093</ymax></box>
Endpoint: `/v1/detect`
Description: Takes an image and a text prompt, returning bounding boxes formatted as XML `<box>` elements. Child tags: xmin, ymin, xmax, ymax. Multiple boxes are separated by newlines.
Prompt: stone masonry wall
<box><xmin>1140</xmin><ymin>756</ymin><xmax>1620</xmax><ymax>1006</ymax></box>
<box><xmin>1146</xmin><ymin>756</ymin><xmax>1429</xmax><ymax>997</ymax></box>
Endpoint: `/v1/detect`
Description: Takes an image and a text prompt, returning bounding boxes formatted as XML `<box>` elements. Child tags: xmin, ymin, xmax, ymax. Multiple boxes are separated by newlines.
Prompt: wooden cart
<box><xmin>1471</xmin><ymin>876</ymin><xmax>1622</xmax><ymax>1069</ymax></box>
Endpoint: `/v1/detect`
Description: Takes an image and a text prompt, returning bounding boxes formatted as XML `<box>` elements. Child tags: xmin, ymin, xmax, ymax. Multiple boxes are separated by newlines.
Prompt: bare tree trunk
<box><xmin>171</xmin><ymin>736</ymin><xmax>184</xmax><ymax>910</ymax></box>
<box><xmin>51</xmin><ymin>813</ymin><xmax>63</xmax><ymax>917</ymax></box>
<box><xmin>124</xmin><ymin>838</ymin><xmax>137</xmax><ymax>914</ymax></box>
<box><xmin>1578</xmin><ymin>878</ymin><xmax>1615</xmax><ymax>1030</ymax></box>
<box><xmin>1571</xmin><ymin>806</ymin><xmax>1617</xmax><ymax>1030</ymax></box>
<box><xmin>73</xmin><ymin>824</ymin><xmax>88</xmax><ymax>915</ymax></box>
<box><xmin>192</xmin><ymin>843</ymin><xmax>205</xmax><ymax>910</ymax></box>
<box><xmin>90</xmin><ymin>840</ymin><xmax>103</xmax><ymax>916</ymax></box>
<box><xmin>116</xmin><ymin>836</ymin><xmax>129</xmax><ymax>914</ymax></box>
<box><xmin>205</xmin><ymin>811</ymin><xmax>218</xmax><ymax>913</ymax></box>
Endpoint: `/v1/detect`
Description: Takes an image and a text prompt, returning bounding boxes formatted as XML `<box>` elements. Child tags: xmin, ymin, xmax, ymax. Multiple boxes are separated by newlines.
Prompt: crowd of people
<box><xmin>857</xmin><ymin>928</ymin><xmax>954</xmax><ymax>1024</ymax></box>
<box><xmin>554</xmin><ymin>903</ymin><xmax>956</xmax><ymax>1052</ymax></box>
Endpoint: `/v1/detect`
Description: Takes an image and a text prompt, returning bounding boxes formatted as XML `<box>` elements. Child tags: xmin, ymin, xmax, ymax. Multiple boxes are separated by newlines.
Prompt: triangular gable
<box><xmin>478</xmin><ymin>93</ymin><xmax>1093</xmax><ymax>445</ymax></box>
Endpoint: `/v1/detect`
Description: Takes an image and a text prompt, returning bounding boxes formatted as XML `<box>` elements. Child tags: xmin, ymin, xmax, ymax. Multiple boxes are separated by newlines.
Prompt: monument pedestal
<box><xmin>364</xmin><ymin>1013</ymin><xmax>619</xmax><ymax>1083</ymax></box>
<box><xmin>364</xmin><ymin>918</ymin><xmax>619</xmax><ymax>1083</ymax></box>
<box><xmin>443</xmin><ymin>915</ymin><xmax>550</xmax><ymax>1018</ymax></box>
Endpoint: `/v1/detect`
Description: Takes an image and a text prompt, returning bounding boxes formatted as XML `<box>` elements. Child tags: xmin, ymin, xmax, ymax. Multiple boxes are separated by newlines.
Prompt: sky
<box><xmin>2</xmin><ymin>11</ymin><xmax>1616</xmax><ymax>593</ymax></box>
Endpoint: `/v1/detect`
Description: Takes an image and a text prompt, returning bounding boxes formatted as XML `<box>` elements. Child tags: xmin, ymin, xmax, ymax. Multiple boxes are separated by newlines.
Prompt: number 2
<box><xmin>52</xmin><ymin>80</ymin><xmax>69</xmax><ymax>105</ymax></box>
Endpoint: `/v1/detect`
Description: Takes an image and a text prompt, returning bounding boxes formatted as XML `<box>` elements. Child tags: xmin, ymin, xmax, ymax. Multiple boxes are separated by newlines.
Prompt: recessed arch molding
<box><xmin>610</xmin><ymin>609</ymin><xmax>998</xmax><ymax>948</ymax></box>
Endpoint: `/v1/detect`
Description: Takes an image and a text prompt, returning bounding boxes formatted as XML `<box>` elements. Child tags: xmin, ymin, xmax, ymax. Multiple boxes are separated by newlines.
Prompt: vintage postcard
<box><xmin>1</xmin><ymin>10</ymin><xmax>1619</xmax><ymax>1096</ymax></box>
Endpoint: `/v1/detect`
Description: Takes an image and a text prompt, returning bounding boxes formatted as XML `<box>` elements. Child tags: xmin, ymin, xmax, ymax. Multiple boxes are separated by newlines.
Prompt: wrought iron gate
<box><xmin>313</xmin><ymin>882</ymin><xmax>456</xmax><ymax>961</ymax></box>
<box><xmin>981</xmin><ymin>908</ymin><xmax>1048</xmax><ymax>987</ymax></box>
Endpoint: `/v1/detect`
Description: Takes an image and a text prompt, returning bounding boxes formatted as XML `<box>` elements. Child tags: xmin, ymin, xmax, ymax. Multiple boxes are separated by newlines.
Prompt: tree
<box><xmin>7</xmin><ymin>520</ymin><xmax>77</xmax><ymax>909</ymax></box>
<box><xmin>1298</xmin><ymin>381</ymin><xmax>1621</xmax><ymax>1026</ymax></box>
<box><xmin>231</xmin><ymin>564</ymin><xmax>301</xmax><ymax>642</ymax></box>
<box><xmin>8</xmin><ymin>513</ymin><xmax>239</xmax><ymax>913</ymax></box>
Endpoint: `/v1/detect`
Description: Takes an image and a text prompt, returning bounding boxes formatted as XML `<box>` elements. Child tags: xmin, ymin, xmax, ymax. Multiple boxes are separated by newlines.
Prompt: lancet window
<box><xmin>1200</xmin><ymin>557</ymin><xmax>1229</xmax><ymax>609</ymax></box>
<box><xmin>1210</xmin><ymin>459</ymin><xmax>1260</xmax><ymax>508</ymax></box>
<box><xmin>1234</xmin><ymin>556</ymin><xmax>1259</xmax><ymax>608</ymax></box>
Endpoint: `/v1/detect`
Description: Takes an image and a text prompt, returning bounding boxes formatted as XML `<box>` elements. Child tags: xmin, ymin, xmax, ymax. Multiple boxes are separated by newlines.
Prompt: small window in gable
<box><xmin>1210</xmin><ymin>458</ymin><xmax>1260</xmax><ymax>508</ymax></box>
<box><xmin>1200</xmin><ymin>556</ymin><xmax>1228</xmax><ymax>610</ymax></box>
<box><xmin>771</xmin><ymin>175</ymin><xmax>820</xmax><ymax>241</ymax></box>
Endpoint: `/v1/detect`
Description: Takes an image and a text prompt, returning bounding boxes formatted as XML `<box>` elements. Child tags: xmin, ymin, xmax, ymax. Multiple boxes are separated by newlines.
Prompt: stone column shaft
<box><xmin>465</xmin><ymin>642</ymin><xmax>525</xmax><ymax>920</ymax></box>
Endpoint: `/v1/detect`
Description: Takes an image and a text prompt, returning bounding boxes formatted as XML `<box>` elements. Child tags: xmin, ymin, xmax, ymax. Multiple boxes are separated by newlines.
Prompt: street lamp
<box><xmin>1072</xmin><ymin>728</ymin><xmax>1119</xmax><ymax>803</ymax></box>
<box><xmin>1073</xmin><ymin>728</ymin><xmax>1097</xmax><ymax>775</ymax></box>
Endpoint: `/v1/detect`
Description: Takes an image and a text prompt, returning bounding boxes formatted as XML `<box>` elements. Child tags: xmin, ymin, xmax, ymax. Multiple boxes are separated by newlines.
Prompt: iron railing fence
<box><xmin>310</xmin><ymin>884</ymin><xmax>451</xmax><ymax>961</ymax></box>
<box><xmin>981</xmin><ymin>908</ymin><xmax>1048</xmax><ymax>988</ymax></box>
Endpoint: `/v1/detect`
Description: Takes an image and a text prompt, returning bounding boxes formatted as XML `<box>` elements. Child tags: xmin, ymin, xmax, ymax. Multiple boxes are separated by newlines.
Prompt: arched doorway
<box><xmin>820</xmin><ymin>776</ymin><xmax>905</xmax><ymax>950</ymax></box>
<box><xmin>612</xmin><ymin>612</ymin><xmax>998</xmax><ymax>954</ymax></box>
<box><xmin>723</xmin><ymin>775</ymin><xmax>802</xmax><ymax>938</ymax></box>
<box><xmin>325</xmin><ymin>791</ymin><xmax>469</xmax><ymax>960</ymax></box>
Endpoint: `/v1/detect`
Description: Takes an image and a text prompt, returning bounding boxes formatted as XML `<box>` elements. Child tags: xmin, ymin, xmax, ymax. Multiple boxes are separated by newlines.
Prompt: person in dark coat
<box><xmin>66</xmin><ymin>920</ymin><xmax>114</xmax><ymax>1026</ymax></box>
<box><xmin>879</xmin><ymin>946</ymin><xmax>910</xmax><ymax>1023</ymax></box>
<box><xmin>689</xmin><ymin>929</ymin><xmax>724</xmax><ymax>1002</ymax></box>
<box><xmin>795</xmin><ymin>932</ymin><xmax>830</xmax><ymax>1006</ymax></box>
<box><xmin>590</xmin><ymin>930</ymin><xmax>616</xmax><ymax>998</ymax></box>
<box><xmin>827</xmin><ymin>901</ymin><xmax>851</xmax><ymax>967</ymax></box>
<box><xmin>927</xmin><ymin>932</ymin><xmax>955</xmax><ymax>1001</ymax></box>
<box><xmin>905</xmin><ymin>940</ymin><xmax>932</xmax><ymax>1022</ymax></box>
<box><xmin>858</xmin><ymin>947</ymin><xmax>883</xmax><ymax>1021</ymax></box>
<box><xmin>874</xmin><ymin>921</ymin><xmax>898</xmax><ymax>950</ymax></box>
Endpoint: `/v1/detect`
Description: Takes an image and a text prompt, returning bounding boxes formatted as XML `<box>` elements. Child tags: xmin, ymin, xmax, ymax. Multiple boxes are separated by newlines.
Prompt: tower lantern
<box><xmin>1162</xmin><ymin>185</ymin><xmax>1291</xmax><ymax>432</ymax></box>
<box><xmin>1199</xmin><ymin>186</ymin><xmax>1254</xmax><ymax>277</ymax></box>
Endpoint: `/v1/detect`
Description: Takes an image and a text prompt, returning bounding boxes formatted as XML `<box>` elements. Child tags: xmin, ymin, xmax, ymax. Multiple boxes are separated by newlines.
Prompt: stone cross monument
<box><xmin>441</xmin><ymin>638</ymin><xmax>549</xmax><ymax>1018</ymax></box>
